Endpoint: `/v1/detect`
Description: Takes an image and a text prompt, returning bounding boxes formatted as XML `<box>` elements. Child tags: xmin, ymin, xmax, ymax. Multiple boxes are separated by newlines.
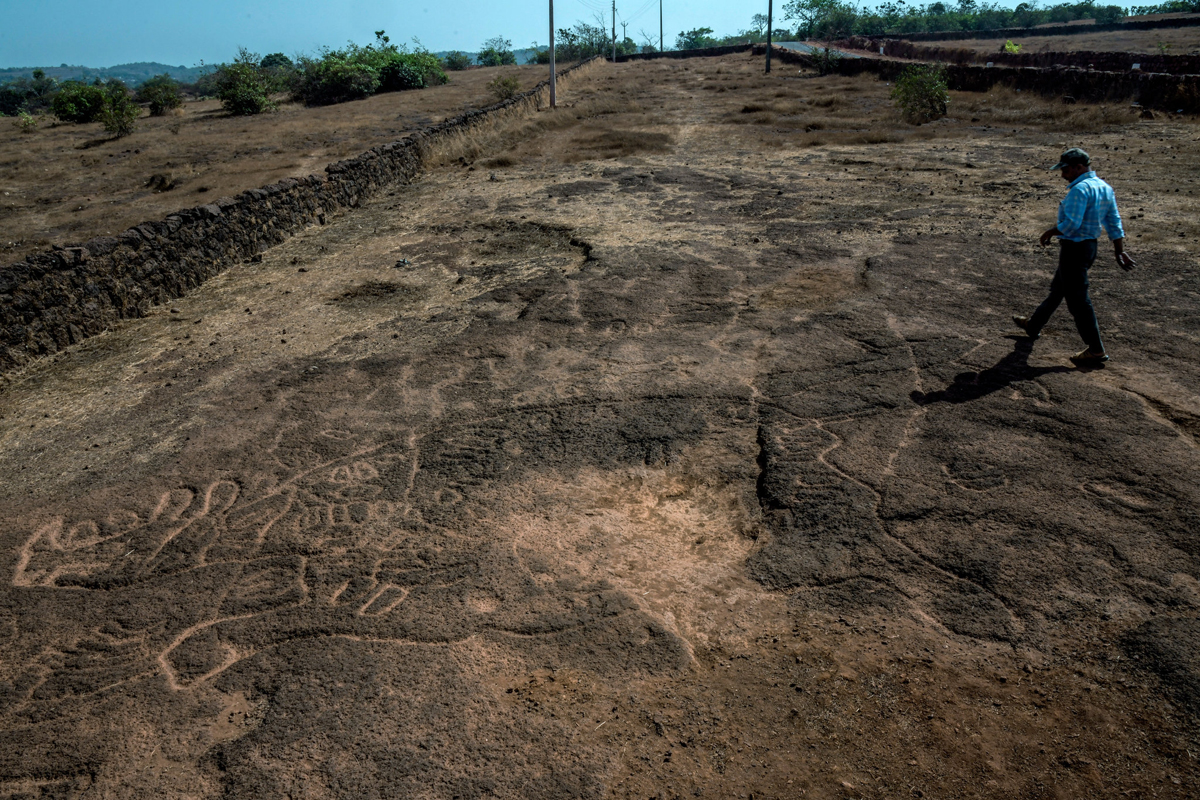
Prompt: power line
<box><xmin>619</xmin><ymin>0</ymin><xmax>657</xmax><ymax>24</ymax></box>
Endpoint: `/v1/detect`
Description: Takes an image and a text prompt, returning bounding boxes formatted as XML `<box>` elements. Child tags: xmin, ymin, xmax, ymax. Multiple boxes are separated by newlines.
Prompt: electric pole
<box><xmin>621</xmin><ymin>20</ymin><xmax>628</xmax><ymax>43</ymax></box>
<box><xmin>549</xmin><ymin>0</ymin><xmax>556</xmax><ymax>107</ymax></box>
<box><xmin>612</xmin><ymin>0</ymin><xmax>617</xmax><ymax>61</ymax></box>
<box><xmin>659</xmin><ymin>0</ymin><xmax>663</xmax><ymax>52</ymax></box>
<box><xmin>765</xmin><ymin>0</ymin><xmax>773</xmax><ymax>73</ymax></box>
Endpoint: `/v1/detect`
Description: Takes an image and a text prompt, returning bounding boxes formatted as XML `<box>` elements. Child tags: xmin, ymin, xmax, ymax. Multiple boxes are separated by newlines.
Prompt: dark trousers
<box><xmin>1028</xmin><ymin>238</ymin><xmax>1104</xmax><ymax>352</ymax></box>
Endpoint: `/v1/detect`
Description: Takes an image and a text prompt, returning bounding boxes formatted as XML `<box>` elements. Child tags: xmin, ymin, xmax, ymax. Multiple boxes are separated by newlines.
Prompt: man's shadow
<box><xmin>912</xmin><ymin>337</ymin><xmax>1072</xmax><ymax>406</ymax></box>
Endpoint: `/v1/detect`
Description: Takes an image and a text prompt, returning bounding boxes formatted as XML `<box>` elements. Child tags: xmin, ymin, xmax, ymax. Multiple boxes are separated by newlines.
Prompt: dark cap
<box><xmin>1048</xmin><ymin>147</ymin><xmax>1090</xmax><ymax>170</ymax></box>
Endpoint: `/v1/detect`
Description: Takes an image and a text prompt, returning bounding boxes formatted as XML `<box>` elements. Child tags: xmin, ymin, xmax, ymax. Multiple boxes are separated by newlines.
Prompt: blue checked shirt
<box><xmin>1057</xmin><ymin>171</ymin><xmax>1125</xmax><ymax>242</ymax></box>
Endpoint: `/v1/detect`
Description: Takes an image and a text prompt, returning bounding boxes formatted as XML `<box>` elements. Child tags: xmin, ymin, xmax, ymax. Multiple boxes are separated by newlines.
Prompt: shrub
<box><xmin>443</xmin><ymin>51</ymin><xmax>471</xmax><ymax>71</ymax></box>
<box><xmin>295</xmin><ymin>34</ymin><xmax>446</xmax><ymax>104</ymax></box>
<box><xmin>379</xmin><ymin>51</ymin><xmax>447</xmax><ymax>91</ymax></box>
<box><xmin>478</xmin><ymin>36</ymin><xmax>517</xmax><ymax>66</ymax></box>
<box><xmin>295</xmin><ymin>54</ymin><xmax>379</xmax><ymax>105</ymax></box>
<box><xmin>99</xmin><ymin>81</ymin><xmax>141</xmax><ymax>136</ymax></box>
<box><xmin>135</xmin><ymin>74</ymin><xmax>183</xmax><ymax>116</ymax></box>
<box><xmin>487</xmin><ymin>74</ymin><xmax>521</xmax><ymax>102</ymax></box>
<box><xmin>1003</xmin><ymin>39</ymin><xmax>1021</xmax><ymax>54</ymax></box>
<box><xmin>892</xmin><ymin>64</ymin><xmax>949</xmax><ymax>124</ymax></box>
<box><xmin>379</xmin><ymin>57</ymin><xmax>424</xmax><ymax>91</ymax></box>
<box><xmin>51</xmin><ymin>80</ymin><xmax>107</xmax><ymax>123</ymax></box>
<box><xmin>812</xmin><ymin>46</ymin><xmax>842</xmax><ymax>76</ymax></box>
<box><xmin>214</xmin><ymin>49</ymin><xmax>275</xmax><ymax>115</ymax></box>
<box><xmin>258</xmin><ymin>53</ymin><xmax>300</xmax><ymax>93</ymax></box>
<box><xmin>0</xmin><ymin>69</ymin><xmax>58</xmax><ymax>116</ymax></box>
<box><xmin>13</xmin><ymin>111</ymin><xmax>37</xmax><ymax>133</ymax></box>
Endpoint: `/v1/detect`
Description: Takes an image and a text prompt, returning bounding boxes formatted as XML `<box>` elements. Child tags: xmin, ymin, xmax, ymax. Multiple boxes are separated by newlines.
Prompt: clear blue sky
<box><xmin>2</xmin><ymin>0</ymin><xmax>776</xmax><ymax>68</ymax></box>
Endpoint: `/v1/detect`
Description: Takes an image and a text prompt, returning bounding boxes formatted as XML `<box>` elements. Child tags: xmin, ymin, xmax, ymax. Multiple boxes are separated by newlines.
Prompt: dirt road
<box><xmin>1</xmin><ymin>54</ymin><xmax>1198</xmax><ymax>799</ymax></box>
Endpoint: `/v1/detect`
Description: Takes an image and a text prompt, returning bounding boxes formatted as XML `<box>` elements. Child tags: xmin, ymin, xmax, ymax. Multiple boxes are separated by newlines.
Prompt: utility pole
<box><xmin>765</xmin><ymin>0</ymin><xmax>773</xmax><ymax>73</ymax></box>
<box><xmin>659</xmin><ymin>0</ymin><xmax>663</xmax><ymax>52</ymax></box>
<box><xmin>612</xmin><ymin>0</ymin><xmax>617</xmax><ymax>61</ymax></box>
<box><xmin>549</xmin><ymin>0</ymin><xmax>556</xmax><ymax>107</ymax></box>
<box><xmin>621</xmin><ymin>20</ymin><xmax>628</xmax><ymax>43</ymax></box>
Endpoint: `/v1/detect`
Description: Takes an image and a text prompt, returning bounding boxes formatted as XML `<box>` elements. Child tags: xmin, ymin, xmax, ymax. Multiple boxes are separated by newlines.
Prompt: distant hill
<box><xmin>0</xmin><ymin>62</ymin><xmax>214</xmax><ymax>87</ymax></box>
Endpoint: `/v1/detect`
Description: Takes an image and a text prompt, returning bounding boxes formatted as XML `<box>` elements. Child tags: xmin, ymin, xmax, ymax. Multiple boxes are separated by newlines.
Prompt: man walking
<box><xmin>1013</xmin><ymin>147</ymin><xmax>1136</xmax><ymax>366</ymax></box>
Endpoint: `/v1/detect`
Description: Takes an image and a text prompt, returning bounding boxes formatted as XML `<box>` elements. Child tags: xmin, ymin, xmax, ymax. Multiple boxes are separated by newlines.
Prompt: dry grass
<box><xmin>931</xmin><ymin>23</ymin><xmax>1200</xmax><ymax>55</ymax></box>
<box><xmin>0</xmin><ymin>65</ymin><xmax>553</xmax><ymax>262</ymax></box>
<box><xmin>956</xmin><ymin>85</ymin><xmax>1145</xmax><ymax>132</ymax></box>
<box><xmin>568</xmin><ymin>129</ymin><xmax>674</xmax><ymax>160</ymax></box>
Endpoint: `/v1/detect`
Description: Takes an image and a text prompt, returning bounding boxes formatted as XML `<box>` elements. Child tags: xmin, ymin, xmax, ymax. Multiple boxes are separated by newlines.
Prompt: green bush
<box><xmin>13</xmin><ymin>111</ymin><xmax>38</xmax><ymax>133</ymax></box>
<box><xmin>294</xmin><ymin>33</ymin><xmax>446</xmax><ymax>104</ymax></box>
<box><xmin>51</xmin><ymin>80</ymin><xmax>107</xmax><ymax>122</ymax></box>
<box><xmin>214</xmin><ymin>49</ymin><xmax>275</xmax><ymax>115</ymax></box>
<box><xmin>478</xmin><ymin>36</ymin><xmax>517</xmax><ymax>67</ymax></box>
<box><xmin>812</xmin><ymin>46</ymin><xmax>842</xmax><ymax>75</ymax></box>
<box><xmin>0</xmin><ymin>69</ymin><xmax>57</xmax><ymax>116</ymax></box>
<box><xmin>99</xmin><ymin>81</ymin><xmax>141</xmax><ymax>136</ymax></box>
<box><xmin>379</xmin><ymin>51</ymin><xmax>447</xmax><ymax>91</ymax></box>
<box><xmin>891</xmin><ymin>64</ymin><xmax>949</xmax><ymax>124</ymax></box>
<box><xmin>487</xmin><ymin>74</ymin><xmax>521</xmax><ymax>102</ymax></box>
<box><xmin>295</xmin><ymin>54</ymin><xmax>379</xmax><ymax>105</ymax></box>
<box><xmin>443</xmin><ymin>51</ymin><xmax>471</xmax><ymax>71</ymax></box>
<box><xmin>135</xmin><ymin>74</ymin><xmax>183</xmax><ymax>116</ymax></box>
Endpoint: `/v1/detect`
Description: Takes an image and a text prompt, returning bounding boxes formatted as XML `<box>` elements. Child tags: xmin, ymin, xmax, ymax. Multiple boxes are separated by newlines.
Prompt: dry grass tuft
<box><xmin>957</xmin><ymin>86</ymin><xmax>1141</xmax><ymax>132</ymax></box>
<box><xmin>573</xmin><ymin>96</ymin><xmax>644</xmax><ymax>118</ymax></box>
<box><xmin>569</xmin><ymin>128</ymin><xmax>674</xmax><ymax>160</ymax></box>
<box><xmin>335</xmin><ymin>281</ymin><xmax>425</xmax><ymax>305</ymax></box>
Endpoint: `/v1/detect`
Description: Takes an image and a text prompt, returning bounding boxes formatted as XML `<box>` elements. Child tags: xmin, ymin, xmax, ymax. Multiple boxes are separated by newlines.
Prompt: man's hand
<box><xmin>1039</xmin><ymin>228</ymin><xmax>1059</xmax><ymax>246</ymax></box>
<box><xmin>1117</xmin><ymin>252</ymin><xmax>1136</xmax><ymax>272</ymax></box>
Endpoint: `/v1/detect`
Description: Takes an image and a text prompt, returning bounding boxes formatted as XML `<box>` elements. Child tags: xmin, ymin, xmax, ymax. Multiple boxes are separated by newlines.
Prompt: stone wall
<box><xmin>759</xmin><ymin>43</ymin><xmax>1200</xmax><ymax>112</ymax></box>
<box><xmin>0</xmin><ymin>58</ymin><xmax>602</xmax><ymax>378</ymax></box>
<box><xmin>616</xmin><ymin>44</ymin><xmax>753</xmax><ymax>62</ymax></box>
<box><xmin>841</xmin><ymin>36</ymin><xmax>1200</xmax><ymax>74</ymax></box>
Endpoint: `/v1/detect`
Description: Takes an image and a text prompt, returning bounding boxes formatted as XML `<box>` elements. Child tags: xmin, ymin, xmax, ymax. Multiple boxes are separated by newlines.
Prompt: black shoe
<box><xmin>1069</xmin><ymin>348</ymin><xmax>1109</xmax><ymax>367</ymax></box>
<box><xmin>1012</xmin><ymin>315</ymin><xmax>1039</xmax><ymax>339</ymax></box>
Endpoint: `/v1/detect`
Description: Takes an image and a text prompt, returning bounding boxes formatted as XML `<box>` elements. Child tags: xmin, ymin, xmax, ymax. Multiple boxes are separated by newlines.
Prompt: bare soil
<box><xmin>2</xmin><ymin>53</ymin><xmax>1200</xmax><ymax>799</ymax></box>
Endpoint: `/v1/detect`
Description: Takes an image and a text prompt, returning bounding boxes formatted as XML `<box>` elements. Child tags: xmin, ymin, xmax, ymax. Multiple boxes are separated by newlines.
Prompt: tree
<box><xmin>478</xmin><ymin>36</ymin><xmax>516</xmax><ymax>66</ymax></box>
<box><xmin>675</xmin><ymin>27</ymin><xmax>718</xmax><ymax>50</ymax></box>
<box><xmin>555</xmin><ymin>21</ymin><xmax>609</xmax><ymax>60</ymax></box>
<box><xmin>783</xmin><ymin>0</ymin><xmax>841</xmax><ymax>38</ymax></box>
<box><xmin>260</xmin><ymin>53</ymin><xmax>293</xmax><ymax>70</ymax></box>
<box><xmin>751</xmin><ymin>12</ymin><xmax>770</xmax><ymax>35</ymax></box>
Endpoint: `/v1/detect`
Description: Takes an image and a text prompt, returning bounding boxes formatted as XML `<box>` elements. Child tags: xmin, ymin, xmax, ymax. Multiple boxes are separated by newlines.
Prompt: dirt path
<box><xmin>1</xmin><ymin>54</ymin><xmax>1199</xmax><ymax>799</ymax></box>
